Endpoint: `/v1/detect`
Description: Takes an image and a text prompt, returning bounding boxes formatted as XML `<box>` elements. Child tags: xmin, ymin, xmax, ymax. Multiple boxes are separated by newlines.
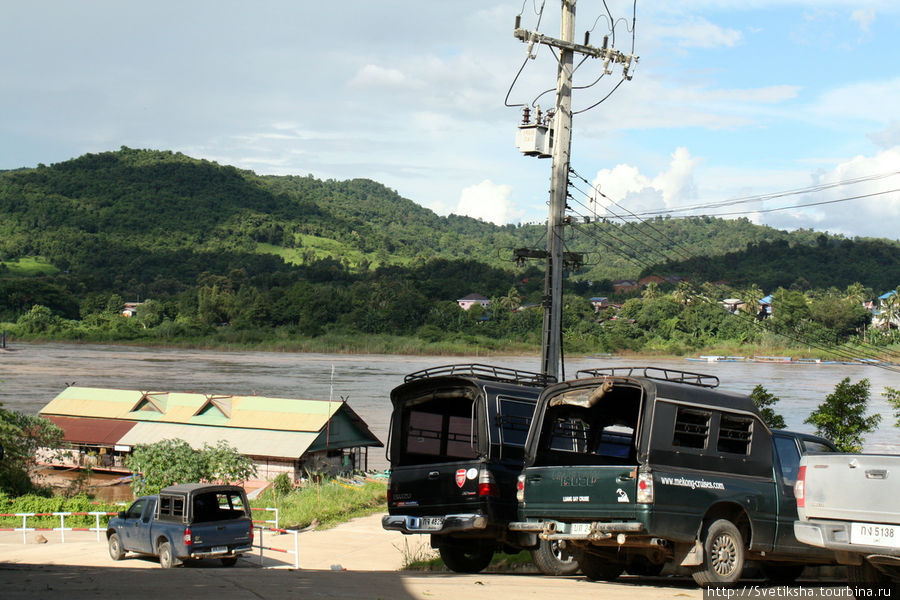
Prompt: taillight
<box><xmin>478</xmin><ymin>468</ymin><xmax>500</xmax><ymax>498</ymax></box>
<box><xmin>249</xmin><ymin>524</ymin><xmax>255</xmax><ymax>544</ymax></box>
<box><xmin>636</xmin><ymin>470</ymin><xmax>654</xmax><ymax>504</ymax></box>
<box><xmin>183</xmin><ymin>527</ymin><xmax>192</xmax><ymax>545</ymax></box>
<box><xmin>386</xmin><ymin>488</ymin><xmax>392</xmax><ymax>505</ymax></box>
<box><xmin>795</xmin><ymin>466</ymin><xmax>806</xmax><ymax>508</ymax></box>
<box><xmin>516</xmin><ymin>474</ymin><xmax>525</xmax><ymax>503</ymax></box>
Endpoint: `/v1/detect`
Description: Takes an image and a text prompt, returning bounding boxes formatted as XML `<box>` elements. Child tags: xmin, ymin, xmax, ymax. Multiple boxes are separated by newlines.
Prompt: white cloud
<box><xmin>348</xmin><ymin>64</ymin><xmax>417</xmax><ymax>90</ymax></box>
<box><xmin>589</xmin><ymin>147</ymin><xmax>699</xmax><ymax>216</ymax></box>
<box><xmin>647</xmin><ymin>17</ymin><xmax>743</xmax><ymax>49</ymax></box>
<box><xmin>851</xmin><ymin>8</ymin><xmax>876</xmax><ymax>32</ymax></box>
<box><xmin>455</xmin><ymin>180</ymin><xmax>521</xmax><ymax>225</ymax></box>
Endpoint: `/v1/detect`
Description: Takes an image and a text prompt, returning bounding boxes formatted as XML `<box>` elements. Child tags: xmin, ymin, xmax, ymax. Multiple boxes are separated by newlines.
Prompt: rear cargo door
<box><xmin>389</xmin><ymin>390</ymin><xmax>485</xmax><ymax>517</ymax></box>
<box><xmin>523</xmin><ymin>464</ymin><xmax>639</xmax><ymax>522</ymax></box>
<box><xmin>190</xmin><ymin>490</ymin><xmax>252</xmax><ymax>549</ymax></box>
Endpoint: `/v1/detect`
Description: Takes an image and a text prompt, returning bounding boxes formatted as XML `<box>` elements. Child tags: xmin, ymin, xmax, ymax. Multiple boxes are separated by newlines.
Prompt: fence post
<box><xmin>95</xmin><ymin>513</ymin><xmax>102</xmax><ymax>542</ymax></box>
<box><xmin>293</xmin><ymin>529</ymin><xmax>299</xmax><ymax>569</ymax></box>
<box><xmin>57</xmin><ymin>513</ymin><xmax>65</xmax><ymax>543</ymax></box>
<box><xmin>258</xmin><ymin>527</ymin><xmax>264</xmax><ymax>565</ymax></box>
<box><xmin>21</xmin><ymin>514</ymin><xmax>27</xmax><ymax>544</ymax></box>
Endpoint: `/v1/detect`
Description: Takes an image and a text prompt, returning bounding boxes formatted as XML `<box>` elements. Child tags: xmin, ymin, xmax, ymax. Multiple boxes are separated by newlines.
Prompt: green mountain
<box><xmin>0</xmin><ymin>147</ymin><xmax>896</xmax><ymax>314</ymax></box>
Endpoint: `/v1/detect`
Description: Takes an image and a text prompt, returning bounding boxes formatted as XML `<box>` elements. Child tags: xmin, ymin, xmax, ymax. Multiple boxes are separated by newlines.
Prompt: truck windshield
<box><xmin>533</xmin><ymin>383</ymin><xmax>641</xmax><ymax>467</ymax></box>
<box><xmin>397</xmin><ymin>394</ymin><xmax>478</xmax><ymax>466</ymax></box>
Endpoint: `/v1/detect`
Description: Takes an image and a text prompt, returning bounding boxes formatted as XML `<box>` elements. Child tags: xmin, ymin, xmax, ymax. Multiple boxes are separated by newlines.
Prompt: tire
<box><xmin>158</xmin><ymin>541</ymin><xmax>176</xmax><ymax>569</ymax></box>
<box><xmin>626</xmin><ymin>555</ymin><xmax>665</xmax><ymax>577</ymax></box>
<box><xmin>108</xmin><ymin>533</ymin><xmax>126</xmax><ymax>561</ymax></box>
<box><xmin>848</xmin><ymin>560</ymin><xmax>897</xmax><ymax>597</ymax></box>
<box><xmin>220</xmin><ymin>557</ymin><xmax>238</xmax><ymax>567</ymax></box>
<box><xmin>577</xmin><ymin>550</ymin><xmax>625</xmax><ymax>582</ymax></box>
<box><xmin>691</xmin><ymin>519</ymin><xmax>745</xmax><ymax>588</ymax></box>
<box><xmin>531</xmin><ymin>539</ymin><xmax>580</xmax><ymax>576</ymax></box>
<box><xmin>761</xmin><ymin>563</ymin><xmax>805</xmax><ymax>585</ymax></box>
<box><xmin>439</xmin><ymin>543</ymin><xmax>494</xmax><ymax>574</ymax></box>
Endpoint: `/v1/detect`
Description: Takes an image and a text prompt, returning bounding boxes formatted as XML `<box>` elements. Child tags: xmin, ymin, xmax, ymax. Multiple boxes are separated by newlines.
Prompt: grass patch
<box><xmin>251</xmin><ymin>479</ymin><xmax>387</xmax><ymax>530</ymax></box>
<box><xmin>1</xmin><ymin>256</ymin><xmax>59</xmax><ymax>277</ymax></box>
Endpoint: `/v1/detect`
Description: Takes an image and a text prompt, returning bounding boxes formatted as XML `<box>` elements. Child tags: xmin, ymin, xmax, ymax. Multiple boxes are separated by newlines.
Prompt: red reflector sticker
<box><xmin>456</xmin><ymin>469</ymin><xmax>466</xmax><ymax>488</ymax></box>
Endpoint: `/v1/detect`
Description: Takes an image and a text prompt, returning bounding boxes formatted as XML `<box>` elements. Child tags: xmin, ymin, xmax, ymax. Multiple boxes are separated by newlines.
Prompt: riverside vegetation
<box><xmin>1</xmin><ymin>148</ymin><xmax>898</xmax><ymax>359</ymax></box>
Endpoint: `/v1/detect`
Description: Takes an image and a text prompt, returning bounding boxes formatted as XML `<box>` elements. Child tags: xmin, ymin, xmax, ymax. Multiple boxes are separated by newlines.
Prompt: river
<box><xmin>1</xmin><ymin>342</ymin><xmax>897</xmax><ymax>472</ymax></box>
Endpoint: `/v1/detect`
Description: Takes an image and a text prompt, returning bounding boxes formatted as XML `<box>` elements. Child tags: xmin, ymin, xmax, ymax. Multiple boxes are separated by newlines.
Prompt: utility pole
<box><xmin>514</xmin><ymin>1</ymin><xmax>634</xmax><ymax>381</ymax></box>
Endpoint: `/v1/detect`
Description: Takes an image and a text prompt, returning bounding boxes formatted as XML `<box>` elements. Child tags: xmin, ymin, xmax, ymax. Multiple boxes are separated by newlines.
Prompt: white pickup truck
<box><xmin>793</xmin><ymin>453</ymin><xmax>899</xmax><ymax>593</ymax></box>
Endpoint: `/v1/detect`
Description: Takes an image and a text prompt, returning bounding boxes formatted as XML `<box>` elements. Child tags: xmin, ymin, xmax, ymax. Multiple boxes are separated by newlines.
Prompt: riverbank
<box><xmin>5</xmin><ymin>332</ymin><xmax>894</xmax><ymax>363</ymax></box>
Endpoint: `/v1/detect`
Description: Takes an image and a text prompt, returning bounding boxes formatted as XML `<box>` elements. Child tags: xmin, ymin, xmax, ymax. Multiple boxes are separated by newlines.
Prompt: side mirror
<box><xmin>117</xmin><ymin>511</ymin><xmax>127</xmax><ymax>519</ymax></box>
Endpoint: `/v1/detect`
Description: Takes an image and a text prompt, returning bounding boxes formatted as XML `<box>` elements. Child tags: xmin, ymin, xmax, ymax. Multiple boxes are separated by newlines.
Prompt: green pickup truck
<box><xmin>510</xmin><ymin>367</ymin><xmax>837</xmax><ymax>587</ymax></box>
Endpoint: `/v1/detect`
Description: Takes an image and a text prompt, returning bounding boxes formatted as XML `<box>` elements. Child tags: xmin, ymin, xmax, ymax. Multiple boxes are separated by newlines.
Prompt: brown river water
<box><xmin>1</xmin><ymin>342</ymin><xmax>898</xmax><ymax>478</ymax></box>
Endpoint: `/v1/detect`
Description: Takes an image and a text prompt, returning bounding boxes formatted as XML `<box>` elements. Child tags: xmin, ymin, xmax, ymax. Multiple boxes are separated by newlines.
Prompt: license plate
<box><xmin>569</xmin><ymin>523</ymin><xmax>592</xmax><ymax>535</ymax></box>
<box><xmin>211</xmin><ymin>546</ymin><xmax>228</xmax><ymax>554</ymax></box>
<box><xmin>413</xmin><ymin>517</ymin><xmax>444</xmax><ymax>531</ymax></box>
<box><xmin>850</xmin><ymin>523</ymin><xmax>900</xmax><ymax>548</ymax></box>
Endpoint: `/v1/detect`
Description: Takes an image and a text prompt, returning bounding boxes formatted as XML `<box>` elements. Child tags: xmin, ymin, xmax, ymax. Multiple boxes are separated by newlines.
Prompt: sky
<box><xmin>2</xmin><ymin>1</ymin><xmax>899</xmax><ymax>240</ymax></box>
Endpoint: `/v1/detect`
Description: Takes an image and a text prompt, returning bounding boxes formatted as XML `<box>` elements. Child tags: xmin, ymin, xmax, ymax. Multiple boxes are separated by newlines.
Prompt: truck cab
<box><xmin>510</xmin><ymin>367</ymin><xmax>836</xmax><ymax>587</ymax></box>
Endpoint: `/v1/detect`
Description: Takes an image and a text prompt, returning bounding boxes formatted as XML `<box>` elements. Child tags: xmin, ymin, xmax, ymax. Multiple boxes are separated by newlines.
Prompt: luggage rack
<box><xmin>576</xmin><ymin>366</ymin><xmax>719</xmax><ymax>388</ymax></box>
<box><xmin>404</xmin><ymin>363</ymin><xmax>556</xmax><ymax>387</ymax></box>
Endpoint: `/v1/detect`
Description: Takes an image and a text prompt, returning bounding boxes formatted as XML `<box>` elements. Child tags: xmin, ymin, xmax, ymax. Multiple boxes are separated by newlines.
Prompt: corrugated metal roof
<box><xmin>116</xmin><ymin>422</ymin><xmax>318</xmax><ymax>458</ymax></box>
<box><xmin>40</xmin><ymin>387</ymin><xmax>342</xmax><ymax>433</ymax></box>
<box><xmin>44</xmin><ymin>416</ymin><xmax>136</xmax><ymax>445</ymax></box>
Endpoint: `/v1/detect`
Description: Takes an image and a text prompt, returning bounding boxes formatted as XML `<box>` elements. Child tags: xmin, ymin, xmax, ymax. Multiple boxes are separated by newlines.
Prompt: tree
<box><xmin>885</xmin><ymin>387</ymin><xmax>900</xmax><ymax>427</ymax></box>
<box><xmin>749</xmin><ymin>385</ymin><xmax>787</xmax><ymax>429</ymax></box>
<box><xmin>0</xmin><ymin>404</ymin><xmax>63</xmax><ymax>495</ymax></box>
<box><xmin>125</xmin><ymin>439</ymin><xmax>257</xmax><ymax>496</ymax></box>
<box><xmin>805</xmin><ymin>378</ymin><xmax>881</xmax><ymax>452</ymax></box>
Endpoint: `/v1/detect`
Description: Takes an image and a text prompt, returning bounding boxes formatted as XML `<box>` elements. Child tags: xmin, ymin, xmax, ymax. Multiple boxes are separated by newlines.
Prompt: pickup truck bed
<box><xmin>794</xmin><ymin>453</ymin><xmax>900</xmax><ymax>593</ymax></box>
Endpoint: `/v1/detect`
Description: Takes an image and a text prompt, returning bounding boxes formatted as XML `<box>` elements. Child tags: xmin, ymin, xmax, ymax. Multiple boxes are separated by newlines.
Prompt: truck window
<box><xmin>717</xmin><ymin>414</ymin><xmax>753</xmax><ymax>455</ymax></box>
<box><xmin>802</xmin><ymin>440</ymin><xmax>834</xmax><ymax>453</ymax></box>
<box><xmin>399</xmin><ymin>397</ymin><xmax>477</xmax><ymax>466</ymax></box>
<box><xmin>193</xmin><ymin>491</ymin><xmax>247</xmax><ymax>522</ymax></box>
<box><xmin>497</xmin><ymin>397</ymin><xmax>533</xmax><ymax>447</ymax></box>
<box><xmin>673</xmin><ymin>407</ymin><xmax>710</xmax><ymax>450</ymax></box>
<box><xmin>533</xmin><ymin>389</ymin><xmax>640</xmax><ymax>467</ymax></box>
<box><xmin>773</xmin><ymin>435</ymin><xmax>801</xmax><ymax>493</ymax></box>
<box><xmin>125</xmin><ymin>498</ymin><xmax>147</xmax><ymax>520</ymax></box>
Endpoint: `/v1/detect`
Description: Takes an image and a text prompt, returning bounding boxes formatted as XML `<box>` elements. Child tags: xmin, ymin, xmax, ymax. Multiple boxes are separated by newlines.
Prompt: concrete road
<box><xmin>0</xmin><ymin>513</ymin><xmax>845</xmax><ymax>600</ymax></box>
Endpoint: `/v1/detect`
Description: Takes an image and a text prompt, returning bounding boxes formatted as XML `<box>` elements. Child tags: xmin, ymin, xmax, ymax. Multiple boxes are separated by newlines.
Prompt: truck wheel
<box><xmin>691</xmin><ymin>519</ymin><xmax>744</xmax><ymax>587</ymax></box>
<box><xmin>761</xmin><ymin>563</ymin><xmax>805</xmax><ymax>585</ymax></box>
<box><xmin>849</xmin><ymin>560</ymin><xmax>897</xmax><ymax>596</ymax></box>
<box><xmin>439</xmin><ymin>544</ymin><xmax>494</xmax><ymax>573</ymax></box>
<box><xmin>531</xmin><ymin>539</ymin><xmax>580</xmax><ymax>576</ymax></box>
<box><xmin>158</xmin><ymin>541</ymin><xmax>176</xmax><ymax>569</ymax></box>
<box><xmin>626</xmin><ymin>555</ymin><xmax>664</xmax><ymax>577</ymax></box>
<box><xmin>220</xmin><ymin>557</ymin><xmax>238</xmax><ymax>567</ymax></box>
<box><xmin>108</xmin><ymin>533</ymin><xmax>126</xmax><ymax>561</ymax></box>
<box><xmin>577</xmin><ymin>551</ymin><xmax>625</xmax><ymax>582</ymax></box>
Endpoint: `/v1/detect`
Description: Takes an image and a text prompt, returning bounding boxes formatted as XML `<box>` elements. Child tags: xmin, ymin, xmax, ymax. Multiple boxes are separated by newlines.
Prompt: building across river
<box><xmin>38</xmin><ymin>386</ymin><xmax>383</xmax><ymax>482</ymax></box>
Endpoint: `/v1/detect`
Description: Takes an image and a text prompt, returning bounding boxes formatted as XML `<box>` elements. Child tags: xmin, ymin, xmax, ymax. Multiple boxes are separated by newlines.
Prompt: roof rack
<box><xmin>404</xmin><ymin>363</ymin><xmax>556</xmax><ymax>387</ymax></box>
<box><xmin>575</xmin><ymin>366</ymin><xmax>720</xmax><ymax>388</ymax></box>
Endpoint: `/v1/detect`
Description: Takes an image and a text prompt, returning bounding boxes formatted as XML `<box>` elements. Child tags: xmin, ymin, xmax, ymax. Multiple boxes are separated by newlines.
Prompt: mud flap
<box><xmin>675</xmin><ymin>541</ymin><xmax>704</xmax><ymax>567</ymax></box>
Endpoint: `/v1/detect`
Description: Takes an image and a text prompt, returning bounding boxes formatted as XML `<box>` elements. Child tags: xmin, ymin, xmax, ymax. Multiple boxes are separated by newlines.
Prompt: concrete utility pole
<box><xmin>541</xmin><ymin>0</ymin><xmax>575</xmax><ymax>381</ymax></box>
<box><xmin>514</xmin><ymin>0</ymin><xmax>633</xmax><ymax>381</ymax></box>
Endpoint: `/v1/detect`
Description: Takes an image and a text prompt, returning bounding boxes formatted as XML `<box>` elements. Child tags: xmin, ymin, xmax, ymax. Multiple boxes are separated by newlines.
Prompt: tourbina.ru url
<box><xmin>704</xmin><ymin>585</ymin><xmax>893</xmax><ymax>599</ymax></box>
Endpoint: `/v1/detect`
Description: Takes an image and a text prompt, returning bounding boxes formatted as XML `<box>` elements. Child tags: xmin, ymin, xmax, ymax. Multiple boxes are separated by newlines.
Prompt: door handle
<box><xmin>617</xmin><ymin>473</ymin><xmax>634</xmax><ymax>482</ymax></box>
<box><xmin>427</xmin><ymin>471</ymin><xmax>440</xmax><ymax>480</ymax></box>
<box><xmin>865</xmin><ymin>469</ymin><xmax>888</xmax><ymax>479</ymax></box>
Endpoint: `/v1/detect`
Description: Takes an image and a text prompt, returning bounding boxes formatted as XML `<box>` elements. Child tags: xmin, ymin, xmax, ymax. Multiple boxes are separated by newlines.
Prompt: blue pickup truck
<box><xmin>106</xmin><ymin>483</ymin><xmax>254</xmax><ymax>568</ymax></box>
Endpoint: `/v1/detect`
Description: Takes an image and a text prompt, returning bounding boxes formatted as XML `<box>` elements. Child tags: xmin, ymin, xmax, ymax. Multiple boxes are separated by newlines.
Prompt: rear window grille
<box><xmin>717</xmin><ymin>414</ymin><xmax>753</xmax><ymax>455</ymax></box>
<box><xmin>673</xmin><ymin>407</ymin><xmax>710</xmax><ymax>449</ymax></box>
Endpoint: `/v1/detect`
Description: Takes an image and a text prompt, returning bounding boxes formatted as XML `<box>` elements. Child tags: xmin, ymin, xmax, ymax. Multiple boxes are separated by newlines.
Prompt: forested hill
<box><xmin>0</xmin><ymin>147</ymin><xmax>897</xmax><ymax>305</ymax></box>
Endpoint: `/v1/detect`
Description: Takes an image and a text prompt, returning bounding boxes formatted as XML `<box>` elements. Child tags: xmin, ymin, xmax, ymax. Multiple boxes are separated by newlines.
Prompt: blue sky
<box><xmin>2</xmin><ymin>1</ymin><xmax>899</xmax><ymax>239</ymax></box>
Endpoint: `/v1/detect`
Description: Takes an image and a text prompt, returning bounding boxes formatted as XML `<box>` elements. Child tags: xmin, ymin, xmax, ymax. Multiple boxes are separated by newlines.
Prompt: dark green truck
<box><xmin>510</xmin><ymin>367</ymin><xmax>837</xmax><ymax>587</ymax></box>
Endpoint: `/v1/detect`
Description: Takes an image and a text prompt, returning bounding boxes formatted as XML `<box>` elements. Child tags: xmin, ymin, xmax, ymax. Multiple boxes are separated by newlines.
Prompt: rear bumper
<box><xmin>187</xmin><ymin>545</ymin><xmax>252</xmax><ymax>559</ymax></box>
<box><xmin>382</xmin><ymin>514</ymin><xmax>489</xmax><ymax>535</ymax></box>
<box><xmin>794</xmin><ymin>520</ymin><xmax>900</xmax><ymax>561</ymax></box>
<box><xmin>509</xmin><ymin>519</ymin><xmax>644</xmax><ymax>541</ymax></box>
